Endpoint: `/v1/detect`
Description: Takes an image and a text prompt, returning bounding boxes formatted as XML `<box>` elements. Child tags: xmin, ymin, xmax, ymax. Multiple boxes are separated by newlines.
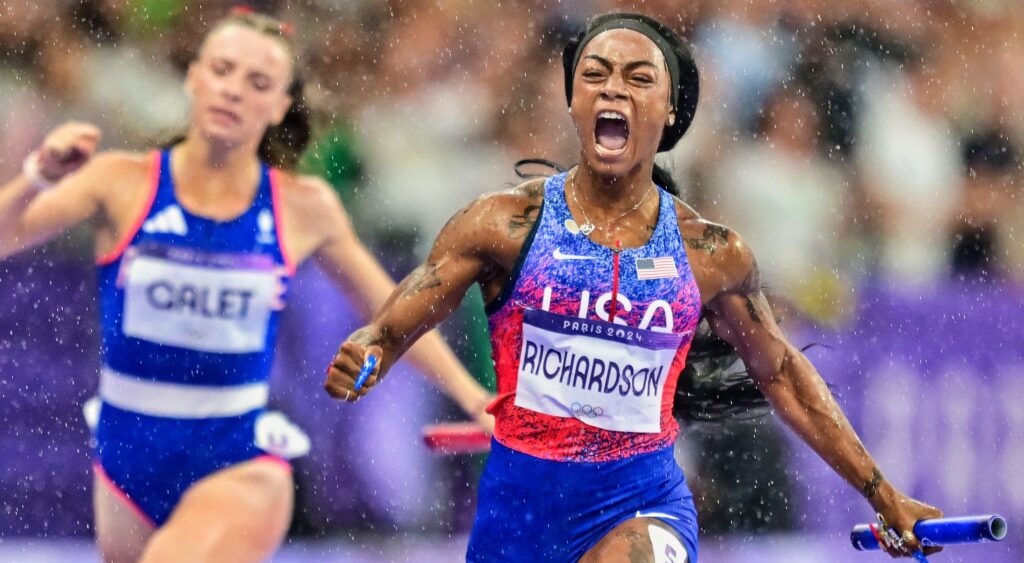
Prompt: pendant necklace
<box><xmin>565</xmin><ymin>173</ymin><xmax>653</xmax><ymax>237</ymax></box>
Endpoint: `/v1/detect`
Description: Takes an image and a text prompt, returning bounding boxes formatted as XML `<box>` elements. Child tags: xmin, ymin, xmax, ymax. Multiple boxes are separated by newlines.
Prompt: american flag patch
<box><xmin>635</xmin><ymin>256</ymin><xmax>678</xmax><ymax>280</ymax></box>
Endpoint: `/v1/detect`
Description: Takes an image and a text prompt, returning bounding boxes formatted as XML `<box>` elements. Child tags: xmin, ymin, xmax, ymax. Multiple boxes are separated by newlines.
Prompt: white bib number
<box><xmin>514</xmin><ymin>309</ymin><xmax>684</xmax><ymax>433</ymax></box>
<box><xmin>122</xmin><ymin>246</ymin><xmax>278</xmax><ymax>354</ymax></box>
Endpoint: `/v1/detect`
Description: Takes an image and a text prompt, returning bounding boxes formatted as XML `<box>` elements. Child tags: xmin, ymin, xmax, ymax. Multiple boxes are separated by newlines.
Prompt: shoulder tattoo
<box><xmin>685</xmin><ymin>224</ymin><xmax>730</xmax><ymax>256</ymax></box>
<box><xmin>509</xmin><ymin>204</ymin><xmax>541</xmax><ymax>239</ymax></box>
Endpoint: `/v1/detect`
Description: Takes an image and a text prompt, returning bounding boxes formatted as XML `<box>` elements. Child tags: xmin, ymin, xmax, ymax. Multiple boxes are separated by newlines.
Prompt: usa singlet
<box><xmin>468</xmin><ymin>172</ymin><xmax>702</xmax><ymax>562</ymax></box>
<box><xmin>89</xmin><ymin>150</ymin><xmax>308</xmax><ymax>526</ymax></box>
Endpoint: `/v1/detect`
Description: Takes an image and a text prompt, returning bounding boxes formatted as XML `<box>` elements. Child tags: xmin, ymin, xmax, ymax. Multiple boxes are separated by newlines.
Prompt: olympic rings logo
<box><xmin>571</xmin><ymin>402</ymin><xmax>605</xmax><ymax>418</ymax></box>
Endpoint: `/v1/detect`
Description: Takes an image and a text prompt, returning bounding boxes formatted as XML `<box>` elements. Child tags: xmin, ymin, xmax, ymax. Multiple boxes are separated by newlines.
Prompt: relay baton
<box><xmin>851</xmin><ymin>514</ymin><xmax>1007</xmax><ymax>551</ymax></box>
<box><xmin>422</xmin><ymin>422</ymin><xmax>491</xmax><ymax>454</ymax></box>
<box><xmin>353</xmin><ymin>355</ymin><xmax>378</xmax><ymax>391</ymax></box>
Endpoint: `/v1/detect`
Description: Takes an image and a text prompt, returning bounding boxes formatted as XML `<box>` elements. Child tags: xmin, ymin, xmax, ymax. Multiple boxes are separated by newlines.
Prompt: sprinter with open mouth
<box><xmin>326</xmin><ymin>12</ymin><xmax>942</xmax><ymax>562</ymax></box>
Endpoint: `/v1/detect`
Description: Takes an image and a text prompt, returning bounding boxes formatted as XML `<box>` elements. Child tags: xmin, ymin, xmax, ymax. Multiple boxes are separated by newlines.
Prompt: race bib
<box><xmin>121</xmin><ymin>244</ymin><xmax>279</xmax><ymax>354</ymax></box>
<box><xmin>514</xmin><ymin>308</ymin><xmax>684</xmax><ymax>433</ymax></box>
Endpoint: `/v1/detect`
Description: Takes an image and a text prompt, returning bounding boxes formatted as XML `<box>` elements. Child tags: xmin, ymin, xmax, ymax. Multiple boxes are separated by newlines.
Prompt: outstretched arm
<box><xmin>702</xmin><ymin>227</ymin><xmax>942</xmax><ymax>557</ymax></box>
<box><xmin>318</xmin><ymin>191</ymin><xmax>499</xmax><ymax>428</ymax></box>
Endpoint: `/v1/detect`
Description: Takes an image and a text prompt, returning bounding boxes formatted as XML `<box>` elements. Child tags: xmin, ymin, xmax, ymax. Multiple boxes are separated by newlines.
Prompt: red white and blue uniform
<box><xmin>90</xmin><ymin>150</ymin><xmax>307</xmax><ymax>526</ymax></box>
<box><xmin>468</xmin><ymin>172</ymin><xmax>702</xmax><ymax>561</ymax></box>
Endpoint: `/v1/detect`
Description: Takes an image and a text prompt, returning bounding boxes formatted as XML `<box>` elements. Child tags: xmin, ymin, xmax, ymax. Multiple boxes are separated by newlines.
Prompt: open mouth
<box><xmin>595</xmin><ymin>111</ymin><xmax>629</xmax><ymax>152</ymax></box>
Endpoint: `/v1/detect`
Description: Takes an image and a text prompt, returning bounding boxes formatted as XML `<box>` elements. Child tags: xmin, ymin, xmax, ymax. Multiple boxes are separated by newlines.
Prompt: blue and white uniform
<box><xmin>90</xmin><ymin>150</ymin><xmax>307</xmax><ymax>526</ymax></box>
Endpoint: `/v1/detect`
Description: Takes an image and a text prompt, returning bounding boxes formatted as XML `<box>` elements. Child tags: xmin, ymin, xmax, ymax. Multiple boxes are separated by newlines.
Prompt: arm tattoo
<box><xmin>737</xmin><ymin>256</ymin><xmax>761</xmax><ymax>295</ymax></box>
<box><xmin>684</xmin><ymin>224</ymin><xmax>730</xmax><ymax>255</ymax></box>
<box><xmin>509</xmin><ymin>204</ymin><xmax>540</xmax><ymax>239</ymax></box>
<box><xmin>349</xmin><ymin>323</ymin><xmax>399</xmax><ymax>350</ymax></box>
<box><xmin>738</xmin><ymin>257</ymin><xmax>765</xmax><ymax>324</ymax></box>
<box><xmin>862</xmin><ymin>467</ymin><xmax>884</xmax><ymax>499</ymax></box>
<box><xmin>745</xmin><ymin>295</ymin><xmax>764</xmax><ymax>325</ymax></box>
<box><xmin>403</xmin><ymin>262</ymin><xmax>442</xmax><ymax>294</ymax></box>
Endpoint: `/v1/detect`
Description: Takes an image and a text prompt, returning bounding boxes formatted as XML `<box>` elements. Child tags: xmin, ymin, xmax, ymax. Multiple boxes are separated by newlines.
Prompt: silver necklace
<box><xmin>566</xmin><ymin>173</ymin><xmax>654</xmax><ymax>236</ymax></box>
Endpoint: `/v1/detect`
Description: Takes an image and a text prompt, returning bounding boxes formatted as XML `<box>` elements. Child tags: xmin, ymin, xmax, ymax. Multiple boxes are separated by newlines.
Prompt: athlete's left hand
<box><xmin>324</xmin><ymin>341</ymin><xmax>383</xmax><ymax>403</ymax></box>
<box><xmin>872</xmin><ymin>489</ymin><xmax>944</xmax><ymax>558</ymax></box>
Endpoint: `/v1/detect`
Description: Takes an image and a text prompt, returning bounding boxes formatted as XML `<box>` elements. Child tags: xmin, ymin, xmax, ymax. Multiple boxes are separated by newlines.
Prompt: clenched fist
<box><xmin>26</xmin><ymin>122</ymin><xmax>102</xmax><ymax>188</ymax></box>
<box><xmin>324</xmin><ymin>341</ymin><xmax>383</xmax><ymax>403</ymax></box>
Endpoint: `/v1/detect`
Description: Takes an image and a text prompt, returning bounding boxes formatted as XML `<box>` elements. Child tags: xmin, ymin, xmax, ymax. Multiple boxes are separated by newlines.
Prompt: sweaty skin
<box><xmin>328</xmin><ymin>173</ymin><xmax>940</xmax><ymax>552</ymax></box>
<box><xmin>327</xmin><ymin>26</ymin><xmax>941</xmax><ymax>560</ymax></box>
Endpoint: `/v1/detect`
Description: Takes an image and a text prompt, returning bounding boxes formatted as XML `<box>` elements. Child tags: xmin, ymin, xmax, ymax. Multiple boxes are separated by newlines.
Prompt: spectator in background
<box><xmin>693</xmin><ymin>0</ymin><xmax>796</xmax><ymax>134</ymax></box>
<box><xmin>950</xmin><ymin>130</ymin><xmax>1021</xmax><ymax>280</ymax></box>
<box><xmin>856</xmin><ymin>55</ymin><xmax>963</xmax><ymax>286</ymax></box>
<box><xmin>709</xmin><ymin>85</ymin><xmax>853</xmax><ymax>323</ymax></box>
<box><xmin>0</xmin><ymin>3</ymin><xmax>61</xmax><ymax>178</ymax></box>
<box><xmin>299</xmin><ymin>12</ymin><xmax>374</xmax><ymax>208</ymax></box>
<box><xmin>354</xmin><ymin>2</ymin><xmax>510</xmax><ymax>260</ymax></box>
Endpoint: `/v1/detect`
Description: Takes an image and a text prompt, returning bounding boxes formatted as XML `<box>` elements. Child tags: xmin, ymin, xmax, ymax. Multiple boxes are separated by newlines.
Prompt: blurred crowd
<box><xmin>2</xmin><ymin>0</ymin><xmax>1022</xmax><ymax>324</ymax></box>
<box><xmin>1</xmin><ymin>0</ymin><xmax>1022</xmax><ymax>542</ymax></box>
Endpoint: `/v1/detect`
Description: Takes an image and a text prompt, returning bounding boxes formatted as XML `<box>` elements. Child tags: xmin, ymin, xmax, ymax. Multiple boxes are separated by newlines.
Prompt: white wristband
<box><xmin>22</xmin><ymin>152</ymin><xmax>56</xmax><ymax>191</ymax></box>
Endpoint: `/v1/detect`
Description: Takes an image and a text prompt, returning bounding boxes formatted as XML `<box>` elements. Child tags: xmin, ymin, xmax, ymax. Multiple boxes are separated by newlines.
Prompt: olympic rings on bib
<box><xmin>571</xmin><ymin>402</ymin><xmax>605</xmax><ymax>418</ymax></box>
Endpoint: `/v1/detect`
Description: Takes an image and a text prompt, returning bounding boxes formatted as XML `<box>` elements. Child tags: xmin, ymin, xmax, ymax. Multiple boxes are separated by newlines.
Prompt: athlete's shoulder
<box><xmin>451</xmin><ymin>177</ymin><xmax>546</xmax><ymax>240</ymax></box>
<box><xmin>670</xmin><ymin>198</ymin><xmax>740</xmax><ymax>256</ymax></box>
<box><xmin>671</xmin><ymin>198</ymin><xmax>756</xmax><ymax>296</ymax></box>
<box><xmin>76</xmin><ymin>150</ymin><xmax>155</xmax><ymax>206</ymax></box>
<box><xmin>475</xmin><ymin>177</ymin><xmax>546</xmax><ymax>214</ymax></box>
<box><xmin>271</xmin><ymin>169</ymin><xmax>334</xmax><ymax>200</ymax></box>
<box><xmin>669</xmin><ymin>195</ymin><xmax>702</xmax><ymax>230</ymax></box>
<box><xmin>271</xmin><ymin>170</ymin><xmax>346</xmax><ymax>218</ymax></box>
<box><xmin>84</xmin><ymin>150</ymin><xmax>154</xmax><ymax>178</ymax></box>
<box><xmin>428</xmin><ymin>177</ymin><xmax>547</xmax><ymax>270</ymax></box>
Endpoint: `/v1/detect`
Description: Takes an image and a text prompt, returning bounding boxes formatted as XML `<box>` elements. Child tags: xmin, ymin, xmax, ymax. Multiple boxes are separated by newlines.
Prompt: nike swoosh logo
<box><xmin>553</xmin><ymin>248</ymin><xmax>596</xmax><ymax>261</ymax></box>
<box><xmin>635</xmin><ymin>510</ymin><xmax>680</xmax><ymax>521</ymax></box>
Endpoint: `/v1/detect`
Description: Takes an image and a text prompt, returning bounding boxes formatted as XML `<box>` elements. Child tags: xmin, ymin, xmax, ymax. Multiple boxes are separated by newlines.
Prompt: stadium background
<box><xmin>0</xmin><ymin>0</ymin><xmax>1021</xmax><ymax>561</ymax></box>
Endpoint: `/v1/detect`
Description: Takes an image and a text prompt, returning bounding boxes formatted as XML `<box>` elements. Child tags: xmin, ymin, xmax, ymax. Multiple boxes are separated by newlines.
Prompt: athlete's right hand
<box><xmin>32</xmin><ymin>122</ymin><xmax>102</xmax><ymax>184</ymax></box>
<box><xmin>324</xmin><ymin>341</ymin><xmax>384</xmax><ymax>403</ymax></box>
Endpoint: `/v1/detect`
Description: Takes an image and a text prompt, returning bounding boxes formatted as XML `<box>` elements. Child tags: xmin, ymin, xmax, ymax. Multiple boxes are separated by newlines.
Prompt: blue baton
<box><xmin>851</xmin><ymin>514</ymin><xmax>1007</xmax><ymax>551</ymax></box>
<box><xmin>353</xmin><ymin>355</ymin><xmax>378</xmax><ymax>392</ymax></box>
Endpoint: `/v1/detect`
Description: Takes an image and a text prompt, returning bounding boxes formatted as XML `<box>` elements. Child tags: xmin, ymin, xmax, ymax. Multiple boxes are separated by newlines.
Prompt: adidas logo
<box><xmin>142</xmin><ymin>205</ymin><xmax>188</xmax><ymax>236</ymax></box>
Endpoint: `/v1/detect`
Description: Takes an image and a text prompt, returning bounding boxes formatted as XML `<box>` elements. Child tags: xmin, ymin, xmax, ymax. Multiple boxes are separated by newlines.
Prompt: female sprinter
<box><xmin>0</xmin><ymin>9</ymin><xmax>491</xmax><ymax>563</ymax></box>
<box><xmin>326</xmin><ymin>12</ymin><xmax>942</xmax><ymax>562</ymax></box>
